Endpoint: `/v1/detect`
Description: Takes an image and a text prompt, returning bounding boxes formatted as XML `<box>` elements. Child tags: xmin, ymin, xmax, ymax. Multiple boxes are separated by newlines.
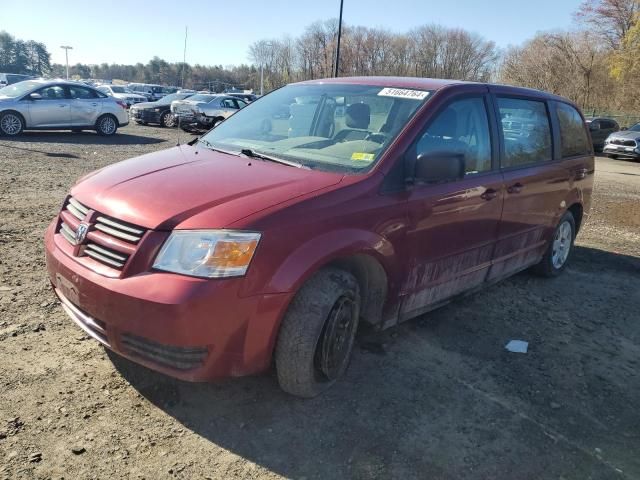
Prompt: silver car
<box><xmin>172</xmin><ymin>94</ymin><xmax>247</xmax><ymax>132</ymax></box>
<box><xmin>0</xmin><ymin>80</ymin><xmax>129</xmax><ymax>136</ymax></box>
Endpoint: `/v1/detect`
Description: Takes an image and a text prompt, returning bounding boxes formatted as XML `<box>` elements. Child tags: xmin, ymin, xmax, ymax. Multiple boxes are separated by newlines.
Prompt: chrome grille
<box><xmin>57</xmin><ymin>196</ymin><xmax>146</xmax><ymax>271</ymax></box>
<box><xmin>610</xmin><ymin>138</ymin><xmax>636</xmax><ymax>147</ymax></box>
<box><xmin>59</xmin><ymin>221</ymin><xmax>77</xmax><ymax>245</ymax></box>
<box><xmin>66</xmin><ymin>197</ymin><xmax>89</xmax><ymax>221</ymax></box>
<box><xmin>85</xmin><ymin>243</ymin><xmax>129</xmax><ymax>268</ymax></box>
<box><xmin>95</xmin><ymin>216</ymin><xmax>144</xmax><ymax>243</ymax></box>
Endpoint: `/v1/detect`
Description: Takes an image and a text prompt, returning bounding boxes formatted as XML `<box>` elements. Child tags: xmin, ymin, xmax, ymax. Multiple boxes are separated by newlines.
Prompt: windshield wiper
<box><xmin>196</xmin><ymin>138</ymin><xmax>242</xmax><ymax>157</ymax></box>
<box><xmin>240</xmin><ymin>148</ymin><xmax>307</xmax><ymax>169</ymax></box>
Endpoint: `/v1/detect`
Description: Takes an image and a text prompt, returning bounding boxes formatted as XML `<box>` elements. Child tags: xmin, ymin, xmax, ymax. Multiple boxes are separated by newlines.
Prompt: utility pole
<box><xmin>60</xmin><ymin>45</ymin><xmax>73</xmax><ymax>79</ymax></box>
<box><xmin>181</xmin><ymin>27</ymin><xmax>188</xmax><ymax>89</ymax></box>
<box><xmin>334</xmin><ymin>0</ymin><xmax>344</xmax><ymax>77</ymax></box>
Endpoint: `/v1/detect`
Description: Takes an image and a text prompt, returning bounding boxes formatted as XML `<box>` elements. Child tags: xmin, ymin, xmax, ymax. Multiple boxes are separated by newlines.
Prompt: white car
<box><xmin>97</xmin><ymin>85</ymin><xmax>147</xmax><ymax>108</ymax></box>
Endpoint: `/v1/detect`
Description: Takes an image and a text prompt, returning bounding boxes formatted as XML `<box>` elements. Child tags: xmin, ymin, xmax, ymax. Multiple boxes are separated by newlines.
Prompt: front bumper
<box><xmin>603</xmin><ymin>144</ymin><xmax>640</xmax><ymax>159</ymax></box>
<box><xmin>130</xmin><ymin>108</ymin><xmax>162</xmax><ymax>124</ymax></box>
<box><xmin>44</xmin><ymin>221</ymin><xmax>291</xmax><ymax>381</ymax></box>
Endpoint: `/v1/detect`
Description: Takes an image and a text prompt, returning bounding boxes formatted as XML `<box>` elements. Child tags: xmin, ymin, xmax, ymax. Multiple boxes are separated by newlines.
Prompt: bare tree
<box><xmin>575</xmin><ymin>0</ymin><xmax>639</xmax><ymax>49</ymax></box>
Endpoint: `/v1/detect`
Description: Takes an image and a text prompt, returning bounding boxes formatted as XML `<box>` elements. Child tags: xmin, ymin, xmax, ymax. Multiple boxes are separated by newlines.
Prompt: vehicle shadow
<box><xmin>110</xmin><ymin>244</ymin><xmax>639</xmax><ymax>479</ymax></box>
<box><xmin>2</xmin><ymin>131</ymin><xmax>166</xmax><ymax>145</ymax></box>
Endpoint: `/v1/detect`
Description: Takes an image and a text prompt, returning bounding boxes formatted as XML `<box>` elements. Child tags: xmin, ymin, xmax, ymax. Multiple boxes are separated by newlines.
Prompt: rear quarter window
<box><xmin>554</xmin><ymin>102</ymin><xmax>590</xmax><ymax>157</ymax></box>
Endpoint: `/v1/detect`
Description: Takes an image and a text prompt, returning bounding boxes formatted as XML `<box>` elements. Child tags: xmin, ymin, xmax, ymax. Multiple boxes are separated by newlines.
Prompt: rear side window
<box><xmin>498</xmin><ymin>98</ymin><xmax>552</xmax><ymax>167</ymax></box>
<box><xmin>599</xmin><ymin>119</ymin><xmax>617</xmax><ymax>129</ymax></box>
<box><xmin>555</xmin><ymin>102</ymin><xmax>590</xmax><ymax>157</ymax></box>
<box><xmin>69</xmin><ymin>86</ymin><xmax>98</xmax><ymax>99</ymax></box>
<box><xmin>416</xmin><ymin>97</ymin><xmax>492</xmax><ymax>175</ymax></box>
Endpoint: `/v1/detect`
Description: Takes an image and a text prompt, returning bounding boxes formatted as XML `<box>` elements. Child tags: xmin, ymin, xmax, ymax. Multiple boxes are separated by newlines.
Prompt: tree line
<box><xmin>0</xmin><ymin>31</ymin><xmax>51</xmax><ymax>76</ymax></box>
<box><xmin>1</xmin><ymin>0</ymin><xmax>639</xmax><ymax>115</ymax></box>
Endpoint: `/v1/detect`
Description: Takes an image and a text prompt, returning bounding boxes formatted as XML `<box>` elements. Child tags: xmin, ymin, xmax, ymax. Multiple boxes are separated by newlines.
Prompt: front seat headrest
<box><xmin>345</xmin><ymin>103</ymin><xmax>370</xmax><ymax>129</ymax></box>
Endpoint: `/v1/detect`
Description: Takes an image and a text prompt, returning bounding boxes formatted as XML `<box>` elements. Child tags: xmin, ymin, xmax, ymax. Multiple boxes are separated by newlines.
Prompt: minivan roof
<box><xmin>298</xmin><ymin>76</ymin><xmax>572</xmax><ymax>104</ymax></box>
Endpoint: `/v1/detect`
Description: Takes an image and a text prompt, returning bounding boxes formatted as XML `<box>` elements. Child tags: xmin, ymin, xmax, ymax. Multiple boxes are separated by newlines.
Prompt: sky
<box><xmin>2</xmin><ymin>0</ymin><xmax>581</xmax><ymax>67</ymax></box>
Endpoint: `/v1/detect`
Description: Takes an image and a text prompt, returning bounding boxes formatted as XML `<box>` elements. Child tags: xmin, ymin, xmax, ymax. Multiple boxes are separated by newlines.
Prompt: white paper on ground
<box><xmin>505</xmin><ymin>340</ymin><xmax>529</xmax><ymax>353</ymax></box>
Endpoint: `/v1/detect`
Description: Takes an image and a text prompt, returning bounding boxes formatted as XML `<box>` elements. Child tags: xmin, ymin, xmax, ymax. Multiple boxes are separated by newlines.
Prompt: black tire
<box><xmin>607</xmin><ymin>154</ymin><xmax>618</xmax><ymax>159</ymax></box>
<box><xmin>0</xmin><ymin>111</ymin><xmax>24</xmax><ymax>136</ymax></box>
<box><xmin>275</xmin><ymin>268</ymin><xmax>361</xmax><ymax>398</ymax></box>
<box><xmin>532</xmin><ymin>211</ymin><xmax>576</xmax><ymax>277</ymax></box>
<box><xmin>95</xmin><ymin>114</ymin><xmax>118</xmax><ymax>136</ymax></box>
<box><xmin>159</xmin><ymin>111</ymin><xmax>174</xmax><ymax>128</ymax></box>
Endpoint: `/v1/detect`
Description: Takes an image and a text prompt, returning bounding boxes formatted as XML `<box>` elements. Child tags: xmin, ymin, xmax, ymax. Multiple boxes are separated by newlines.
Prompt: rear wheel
<box><xmin>95</xmin><ymin>114</ymin><xmax>118</xmax><ymax>136</ymax></box>
<box><xmin>607</xmin><ymin>154</ymin><xmax>618</xmax><ymax>159</ymax></box>
<box><xmin>532</xmin><ymin>211</ymin><xmax>576</xmax><ymax>277</ymax></box>
<box><xmin>275</xmin><ymin>268</ymin><xmax>360</xmax><ymax>398</ymax></box>
<box><xmin>0</xmin><ymin>111</ymin><xmax>24</xmax><ymax>136</ymax></box>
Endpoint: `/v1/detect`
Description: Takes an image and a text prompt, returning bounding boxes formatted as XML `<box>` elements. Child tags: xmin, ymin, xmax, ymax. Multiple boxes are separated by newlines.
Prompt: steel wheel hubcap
<box><xmin>163</xmin><ymin>113</ymin><xmax>174</xmax><ymax>127</ymax></box>
<box><xmin>552</xmin><ymin>220</ymin><xmax>572</xmax><ymax>269</ymax></box>
<box><xmin>316</xmin><ymin>295</ymin><xmax>358</xmax><ymax>381</ymax></box>
<box><xmin>1</xmin><ymin>114</ymin><xmax>21</xmax><ymax>135</ymax></box>
<box><xmin>101</xmin><ymin>117</ymin><xmax>116</xmax><ymax>134</ymax></box>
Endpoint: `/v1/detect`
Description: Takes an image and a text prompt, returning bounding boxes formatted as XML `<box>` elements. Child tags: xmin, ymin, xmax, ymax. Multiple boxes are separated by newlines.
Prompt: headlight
<box><xmin>153</xmin><ymin>107</ymin><xmax>162</xmax><ymax>112</ymax></box>
<box><xmin>153</xmin><ymin>230</ymin><xmax>261</xmax><ymax>278</ymax></box>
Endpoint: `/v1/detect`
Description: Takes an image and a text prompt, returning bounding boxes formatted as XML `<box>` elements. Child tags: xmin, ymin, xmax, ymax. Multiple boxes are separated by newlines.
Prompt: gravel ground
<box><xmin>0</xmin><ymin>124</ymin><xmax>639</xmax><ymax>480</ymax></box>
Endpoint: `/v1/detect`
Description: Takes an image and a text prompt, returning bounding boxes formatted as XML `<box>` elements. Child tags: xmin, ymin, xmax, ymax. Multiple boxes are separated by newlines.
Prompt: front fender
<box><xmin>260</xmin><ymin>228</ymin><xmax>397</xmax><ymax>296</ymax></box>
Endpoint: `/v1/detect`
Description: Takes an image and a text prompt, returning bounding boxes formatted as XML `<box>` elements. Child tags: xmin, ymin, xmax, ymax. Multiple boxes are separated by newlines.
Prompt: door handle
<box><xmin>59</xmin><ymin>104</ymin><xmax>67</xmax><ymax>108</ymax></box>
<box><xmin>507</xmin><ymin>182</ymin><xmax>524</xmax><ymax>194</ymax></box>
<box><xmin>91</xmin><ymin>103</ymin><xmax>98</xmax><ymax>106</ymax></box>
<box><xmin>480</xmin><ymin>188</ymin><xmax>498</xmax><ymax>201</ymax></box>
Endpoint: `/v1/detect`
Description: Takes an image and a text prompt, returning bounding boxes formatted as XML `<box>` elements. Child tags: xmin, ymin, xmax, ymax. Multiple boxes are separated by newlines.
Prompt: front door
<box><xmin>27</xmin><ymin>84</ymin><xmax>71</xmax><ymax>127</ymax></box>
<box><xmin>488</xmin><ymin>93</ymin><xmax>567</xmax><ymax>281</ymax></box>
<box><xmin>68</xmin><ymin>85</ymin><xmax>102</xmax><ymax>126</ymax></box>
<box><xmin>401</xmin><ymin>93</ymin><xmax>504</xmax><ymax>320</ymax></box>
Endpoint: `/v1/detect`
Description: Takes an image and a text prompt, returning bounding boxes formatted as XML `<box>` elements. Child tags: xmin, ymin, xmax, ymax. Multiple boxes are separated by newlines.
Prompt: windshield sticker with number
<box><xmin>378</xmin><ymin>88</ymin><xmax>429</xmax><ymax>100</ymax></box>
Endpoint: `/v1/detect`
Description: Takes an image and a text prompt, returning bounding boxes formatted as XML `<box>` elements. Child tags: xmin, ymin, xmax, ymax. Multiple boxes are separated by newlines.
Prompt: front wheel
<box><xmin>532</xmin><ymin>211</ymin><xmax>576</xmax><ymax>277</ymax></box>
<box><xmin>275</xmin><ymin>268</ymin><xmax>360</xmax><ymax>398</ymax></box>
<box><xmin>0</xmin><ymin>111</ymin><xmax>24</xmax><ymax>136</ymax></box>
<box><xmin>159</xmin><ymin>111</ymin><xmax>175</xmax><ymax>128</ymax></box>
<box><xmin>95</xmin><ymin>115</ymin><xmax>118</xmax><ymax>136</ymax></box>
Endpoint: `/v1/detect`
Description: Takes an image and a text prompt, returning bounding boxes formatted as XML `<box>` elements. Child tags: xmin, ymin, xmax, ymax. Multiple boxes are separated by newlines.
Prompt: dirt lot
<box><xmin>1</xmin><ymin>124</ymin><xmax>639</xmax><ymax>480</ymax></box>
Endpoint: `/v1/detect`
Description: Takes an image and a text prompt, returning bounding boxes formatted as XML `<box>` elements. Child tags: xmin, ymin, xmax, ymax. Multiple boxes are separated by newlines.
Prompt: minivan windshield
<box><xmin>200</xmin><ymin>83</ymin><xmax>430</xmax><ymax>173</ymax></box>
<box><xmin>0</xmin><ymin>80</ymin><xmax>39</xmax><ymax>98</ymax></box>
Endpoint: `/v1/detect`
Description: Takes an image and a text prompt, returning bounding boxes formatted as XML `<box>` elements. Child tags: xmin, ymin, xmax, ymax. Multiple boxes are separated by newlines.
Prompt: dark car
<box><xmin>45</xmin><ymin>77</ymin><xmax>593</xmax><ymax>397</ymax></box>
<box><xmin>585</xmin><ymin>117</ymin><xmax>619</xmax><ymax>151</ymax></box>
<box><xmin>129</xmin><ymin>93</ymin><xmax>194</xmax><ymax>127</ymax></box>
<box><xmin>0</xmin><ymin>73</ymin><xmax>34</xmax><ymax>87</ymax></box>
<box><xmin>603</xmin><ymin>122</ymin><xmax>640</xmax><ymax>161</ymax></box>
<box><xmin>227</xmin><ymin>92</ymin><xmax>258</xmax><ymax>103</ymax></box>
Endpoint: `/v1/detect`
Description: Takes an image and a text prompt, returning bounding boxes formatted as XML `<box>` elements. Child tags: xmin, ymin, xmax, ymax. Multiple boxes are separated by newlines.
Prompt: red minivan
<box><xmin>45</xmin><ymin>77</ymin><xmax>594</xmax><ymax>397</ymax></box>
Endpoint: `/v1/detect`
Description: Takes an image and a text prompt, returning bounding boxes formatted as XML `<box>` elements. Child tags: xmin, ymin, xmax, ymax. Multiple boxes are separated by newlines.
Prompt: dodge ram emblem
<box><xmin>75</xmin><ymin>223</ymin><xmax>89</xmax><ymax>244</ymax></box>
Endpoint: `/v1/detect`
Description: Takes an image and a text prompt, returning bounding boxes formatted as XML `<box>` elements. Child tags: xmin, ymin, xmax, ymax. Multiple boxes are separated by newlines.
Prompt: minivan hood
<box><xmin>71</xmin><ymin>145</ymin><xmax>343</xmax><ymax>230</ymax></box>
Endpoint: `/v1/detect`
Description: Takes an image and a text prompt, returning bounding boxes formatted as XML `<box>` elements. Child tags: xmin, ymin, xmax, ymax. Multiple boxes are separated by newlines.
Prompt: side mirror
<box><xmin>28</xmin><ymin>93</ymin><xmax>42</xmax><ymax>100</ymax></box>
<box><xmin>413</xmin><ymin>152</ymin><xmax>465</xmax><ymax>184</ymax></box>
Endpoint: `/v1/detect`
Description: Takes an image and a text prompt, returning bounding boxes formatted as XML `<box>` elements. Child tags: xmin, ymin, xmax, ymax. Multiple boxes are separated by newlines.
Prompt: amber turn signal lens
<box><xmin>205</xmin><ymin>239</ymin><xmax>259</xmax><ymax>268</ymax></box>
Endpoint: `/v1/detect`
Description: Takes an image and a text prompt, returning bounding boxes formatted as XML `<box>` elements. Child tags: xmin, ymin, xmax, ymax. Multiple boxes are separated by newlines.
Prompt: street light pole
<box><xmin>334</xmin><ymin>0</ymin><xmax>344</xmax><ymax>78</ymax></box>
<box><xmin>259</xmin><ymin>41</ymin><xmax>273</xmax><ymax>96</ymax></box>
<box><xmin>60</xmin><ymin>45</ymin><xmax>73</xmax><ymax>79</ymax></box>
